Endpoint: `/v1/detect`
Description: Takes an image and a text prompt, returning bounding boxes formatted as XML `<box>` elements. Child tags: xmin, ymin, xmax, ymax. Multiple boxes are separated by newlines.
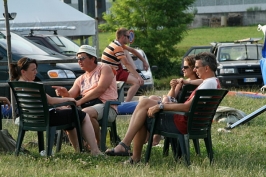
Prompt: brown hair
<box><xmin>184</xmin><ymin>55</ymin><xmax>199</xmax><ymax>78</ymax></box>
<box><xmin>10</xmin><ymin>57</ymin><xmax>38</xmax><ymax>81</ymax></box>
<box><xmin>116</xmin><ymin>28</ymin><xmax>128</xmax><ymax>40</ymax></box>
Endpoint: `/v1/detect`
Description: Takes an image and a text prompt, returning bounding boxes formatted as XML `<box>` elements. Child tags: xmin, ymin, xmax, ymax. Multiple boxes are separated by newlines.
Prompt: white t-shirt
<box><xmin>197</xmin><ymin>77</ymin><xmax>220</xmax><ymax>89</ymax></box>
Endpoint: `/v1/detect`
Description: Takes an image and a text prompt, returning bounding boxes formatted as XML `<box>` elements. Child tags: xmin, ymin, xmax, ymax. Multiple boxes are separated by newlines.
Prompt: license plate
<box><xmin>244</xmin><ymin>78</ymin><xmax>257</xmax><ymax>82</ymax></box>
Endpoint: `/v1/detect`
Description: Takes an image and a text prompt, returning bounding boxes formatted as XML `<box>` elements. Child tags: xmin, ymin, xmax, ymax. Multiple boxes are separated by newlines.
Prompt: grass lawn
<box><xmin>1</xmin><ymin>90</ymin><xmax>266</xmax><ymax>177</ymax></box>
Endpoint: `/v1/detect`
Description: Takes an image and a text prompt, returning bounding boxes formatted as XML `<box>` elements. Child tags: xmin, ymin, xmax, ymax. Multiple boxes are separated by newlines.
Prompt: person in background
<box><xmin>0</xmin><ymin>97</ymin><xmax>10</xmax><ymax>108</ymax></box>
<box><xmin>10</xmin><ymin>57</ymin><xmax>102</xmax><ymax>156</ymax></box>
<box><xmin>105</xmin><ymin>52</ymin><xmax>220</xmax><ymax>164</ymax></box>
<box><xmin>53</xmin><ymin>45</ymin><xmax>118</xmax><ymax>146</ymax></box>
<box><xmin>101</xmin><ymin>28</ymin><xmax>144</xmax><ymax>102</ymax></box>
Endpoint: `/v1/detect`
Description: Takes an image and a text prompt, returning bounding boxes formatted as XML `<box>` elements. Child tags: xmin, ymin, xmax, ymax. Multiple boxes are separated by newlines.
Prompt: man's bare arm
<box><xmin>76</xmin><ymin>64</ymin><xmax>115</xmax><ymax>106</ymax></box>
<box><xmin>123</xmin><ymin>45</ymin><xmax>149</xmax><ymax>71</ymax></box>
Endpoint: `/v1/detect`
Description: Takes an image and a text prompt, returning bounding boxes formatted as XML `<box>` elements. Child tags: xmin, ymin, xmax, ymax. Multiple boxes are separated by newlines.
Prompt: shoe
<box><xmin>105</xmin><ymin>142</ymin><xmax>133</xmax><ymax>156</ymax></box>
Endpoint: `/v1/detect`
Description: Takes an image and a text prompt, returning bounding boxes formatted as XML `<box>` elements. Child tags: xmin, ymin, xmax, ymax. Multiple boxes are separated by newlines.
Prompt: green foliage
<box><xmin>99</xmin><ymin>0</ymin><xmax>195</xmax><ymax>78</ymax></box>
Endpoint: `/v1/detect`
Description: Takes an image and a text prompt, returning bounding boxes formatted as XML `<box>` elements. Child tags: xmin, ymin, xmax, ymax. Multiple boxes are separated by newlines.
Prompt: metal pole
<box><xmin>94</xmin><ymin>0</ymin><xmax>99</xmax><ymax>57</ymax></box>
<box><xmin>3</xmin><ymin>0</ymin><xmax>16</xmax><ymax>121</ymax></box>
<box><xmin>83</xmin><ymin>0</ymin><xmax>87</xmax><ymax>14</ymax></box>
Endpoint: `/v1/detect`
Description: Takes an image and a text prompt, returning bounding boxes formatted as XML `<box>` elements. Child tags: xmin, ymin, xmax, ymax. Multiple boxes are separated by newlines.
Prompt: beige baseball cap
<box><xmin>77</xmin><ymin>45</ymin><xmax>97</xmax><ymax>58</ymax></box>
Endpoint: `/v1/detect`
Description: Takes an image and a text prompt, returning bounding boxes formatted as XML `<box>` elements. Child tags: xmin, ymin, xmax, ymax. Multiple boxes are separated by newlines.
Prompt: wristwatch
<box><xmin>159</xmin><ymin>102</ymin><xmax>164</xmax><ymax>110</ymax></box>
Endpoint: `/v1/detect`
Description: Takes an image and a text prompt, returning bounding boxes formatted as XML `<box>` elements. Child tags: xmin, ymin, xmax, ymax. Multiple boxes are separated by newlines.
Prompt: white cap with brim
<box><xmin>77</xmin><ymin>45</ymin><xmax>97</xmax><ymax>58</ymax></box>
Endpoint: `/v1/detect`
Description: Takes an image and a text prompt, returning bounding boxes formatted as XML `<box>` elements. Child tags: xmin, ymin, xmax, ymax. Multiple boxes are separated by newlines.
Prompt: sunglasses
<box><xmin>194</xmin><ymin>66</ymin><xmax>205</xmax><ymax>69</ymax></box>
<box><xmin>76</xmin><ymin>56</ymin><xmax>87</xmax><ymax>61</ymax></box>
<box><xmin>124</xmin><ymin>35</ymin><xmax>130</xmax><ymax>39</ymax></box>
<box><xmin>183</xmin><ymin>66</ymin><xmax>189</xmax><ymax>69</ymax></box>
<box><xmin>22</xmin><ymin>58</ymin><xmax>32</xmax><ymax>68</ymax></box>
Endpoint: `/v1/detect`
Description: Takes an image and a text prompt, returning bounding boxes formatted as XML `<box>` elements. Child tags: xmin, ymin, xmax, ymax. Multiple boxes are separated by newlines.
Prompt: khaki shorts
<box><xmin>91</xmin><ymin>104</ymin><xmax>117</xmax><ymax>122</ymax></box>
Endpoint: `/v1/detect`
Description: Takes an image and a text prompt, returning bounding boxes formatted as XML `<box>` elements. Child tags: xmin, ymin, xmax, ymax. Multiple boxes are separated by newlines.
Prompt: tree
<box><xmin>100</xmin><ymin>0</ymin><xmax>195</xmax><ymax>78</ymax></box>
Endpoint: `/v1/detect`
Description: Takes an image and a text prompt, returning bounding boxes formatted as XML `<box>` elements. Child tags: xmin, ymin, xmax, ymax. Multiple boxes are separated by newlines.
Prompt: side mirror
<box><xmin>151</xmin><ymin>65</ymin><xmax>158</xmax><ymax>71</ymax></box>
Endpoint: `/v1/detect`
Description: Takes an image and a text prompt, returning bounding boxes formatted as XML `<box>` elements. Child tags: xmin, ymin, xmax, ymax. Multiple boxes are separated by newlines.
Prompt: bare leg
<box><xmin>148</xmin><ymin>95</ymin><xmax>163</xmax><ymax>146</ymax></box>
<box><xmin>105</xmin><ymin>98</ymin><xmax>158</xmax><ymax>157</ymax></box>
<box><xmin>81</xmin><ymin>115</ymin><xmax>102</xmax><ymax>156</ymax></box>
<box><xmin>90</xmin><ymin>118</ymin><xmax>100</xmax><ymax>146</ymax></box>
<box><xmin>66</xmin><ymin>129</ymin><xmax>80</xmax><ymax>152</ymax></box>
<box><xmin>131</xmin><ymin>125</ymin><xmax>148</xmax><ymax>161</ymax></box>
<box><xmin>122</xmin><ymin>50</ymin><xmax>140</xmax><ymax>102</ymax></box>
<box><xmin>66</xmin><ymin>114</ymin><xmax>102</xmax><ymax>156</ymax></box>
<box><xmin>125</xmin><ymin>74</ymin><xmax>140</xmax><ymax>102</ymax></box>
<box><xmin>82</xmin><ymin>107</ymin><xmax>100</xmax><ymax>146</ymax></box>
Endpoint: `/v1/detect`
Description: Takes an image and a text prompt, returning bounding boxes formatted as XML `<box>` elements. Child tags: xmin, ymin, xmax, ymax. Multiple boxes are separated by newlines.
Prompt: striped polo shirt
<box><xmin>101</xmin><ymin>40</ymin><xmax>125</xmax><ymax>70</ymax></box>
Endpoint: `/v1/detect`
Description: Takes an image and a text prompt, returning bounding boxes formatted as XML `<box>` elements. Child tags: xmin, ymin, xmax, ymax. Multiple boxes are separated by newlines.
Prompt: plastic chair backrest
<box><xmin>8</xmin><ymin>81</ymin><xmax>50</xmax><ymax>130</ymax></box>
<box><xmin>177</xmin><ymin>84</ymin><xmax>198</xmax><ymax>103</ymax></box>
<box><xmin>187</xmin><ymin>89</ymin><xmax>228</xmax><ymax>138</ymax></box>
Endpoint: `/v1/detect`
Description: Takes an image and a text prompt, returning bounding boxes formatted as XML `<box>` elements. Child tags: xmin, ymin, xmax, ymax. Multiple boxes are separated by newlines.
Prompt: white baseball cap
<box><xmin>77</xmin><ymin>45</ymin><xmax>97</xmax><ymax>58</ymax></box>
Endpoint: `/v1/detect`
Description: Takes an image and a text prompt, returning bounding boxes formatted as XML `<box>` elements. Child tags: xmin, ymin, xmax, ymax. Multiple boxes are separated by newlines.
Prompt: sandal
<box><xmin>123</xmin><ymin>157</ymin><xmax>140</xmax><ymax>165</ymax></box>
<box><xmin>105</xmin><ymin>142</ymin><xmax>133</xmax><ymax>156</ymax></box>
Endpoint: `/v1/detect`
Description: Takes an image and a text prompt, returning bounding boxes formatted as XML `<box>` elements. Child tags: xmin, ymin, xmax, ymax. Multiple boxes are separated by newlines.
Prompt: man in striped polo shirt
<box><xmin>101</xmin><ymin>28</ymin><xmax>144</xmax><ymax>102</ymax></box>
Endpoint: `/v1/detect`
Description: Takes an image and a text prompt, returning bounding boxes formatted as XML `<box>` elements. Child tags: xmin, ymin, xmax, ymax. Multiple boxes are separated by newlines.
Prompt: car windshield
<box><xmin>218</xmin><ymin>45</ymin><xmax>262</xmax><ymax>62</ymax></box>
<box><xmin>0</xmin><ymin>31</ymin><xmax>49</xmax><ymax>55</ymax></box>
<box><xmin>47</xmin><ymin>36</ymin><xmax>80</xmax><ymax>54</ymax></box>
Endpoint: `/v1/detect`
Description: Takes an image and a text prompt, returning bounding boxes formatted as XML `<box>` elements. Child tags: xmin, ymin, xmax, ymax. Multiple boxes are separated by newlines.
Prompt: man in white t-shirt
<box><xmin>105</xmin><ymin>52</ymin><xmax>220</xmax><ymax>164</ymax></box>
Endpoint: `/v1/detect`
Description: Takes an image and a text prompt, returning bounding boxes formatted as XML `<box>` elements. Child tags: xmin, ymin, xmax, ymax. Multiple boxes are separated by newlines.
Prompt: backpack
<box><xmin>0</xmin><ymin>129</ymin><xmax>28</xmax><ymax>153</ymax></box>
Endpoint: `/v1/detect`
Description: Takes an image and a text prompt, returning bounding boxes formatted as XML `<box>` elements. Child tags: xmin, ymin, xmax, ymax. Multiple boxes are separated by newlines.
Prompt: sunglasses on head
<box><xmin>183</xmin><ymin>66</ymin><xmax>189</xmax><ymax>69</ymax></box>
<box><xmin>22</xmin><ymin>58</ymin><xmax>32</xmax><ymax>68</ymax></box>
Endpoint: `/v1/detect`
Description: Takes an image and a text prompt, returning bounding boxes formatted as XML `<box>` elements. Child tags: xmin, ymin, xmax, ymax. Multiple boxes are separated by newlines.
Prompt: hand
<box><xmin>52</xmin><ymin>86</ymin><xmax>69</xmax><ymax>97</ymax></box>
<box><xmin>147</xmin><ymin>104</ymin><xmax>160</xmax><ymax>117</ymax></box>
<box><xmin>137</xmin><ymin>76</ymin><xmax>144</xmax><ymax>85</ymax></box>
<box><xmin>76</xmin><ymin>99</ymin><xmax>82</xmax><ymax>107</ymax></box>
<box><xmin>0</xmin><ymin>97</ymin><xmax>11</xmax><ymax>109</ymax></box>
<box><xmin>176</xmin><ymin>78</ymin><xmax>184</xmax><ymax>84</ymax></box>
<box><xmin>143</xmin><ymin>61</ymin><xmax>149</xmax><ymax>71</ymax></box>
<box><xmin>170</xmin><ymin>79</ymin><xmax>178</xmax><ymax>88</ymax></box>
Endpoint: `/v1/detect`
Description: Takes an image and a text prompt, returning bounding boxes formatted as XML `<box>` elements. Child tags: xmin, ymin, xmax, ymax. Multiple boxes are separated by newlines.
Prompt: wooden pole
<box><xmin>3</xmin><ymin>0</ymin><xmax>16</xmax><ymax>121</ymax></box>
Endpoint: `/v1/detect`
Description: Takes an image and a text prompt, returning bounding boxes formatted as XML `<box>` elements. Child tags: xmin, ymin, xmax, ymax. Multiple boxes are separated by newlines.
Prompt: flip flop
<box><xmin>105</xmin><ymin>142</ymin><xmax>133</xmax><ymax>156</ymax></box>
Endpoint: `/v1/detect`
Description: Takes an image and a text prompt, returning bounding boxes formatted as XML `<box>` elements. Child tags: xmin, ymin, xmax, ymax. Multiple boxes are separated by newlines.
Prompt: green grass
<box><xmin>1</xmin><ymin>91</ymin><xmax>266</xmax><ymax>177</ymax></box>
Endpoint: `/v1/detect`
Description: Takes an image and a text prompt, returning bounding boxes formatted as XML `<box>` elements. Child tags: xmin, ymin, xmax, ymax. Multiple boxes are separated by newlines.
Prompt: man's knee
<box><xmin>82</xmin><ymin>107</ymin><xmax>98</xmax><ymax>119</ymax></box>
<box><xmin>139</xmin><ymin>98</ymin><xmax>156</xmax><ymax>106</ymax></box>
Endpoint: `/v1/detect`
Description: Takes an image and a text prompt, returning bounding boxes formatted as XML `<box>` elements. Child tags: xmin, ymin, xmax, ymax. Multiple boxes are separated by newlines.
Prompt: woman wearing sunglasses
<box><xmin>10</xmin><ymin>57</ymin><xmax>103</xmax><ymax>156</ymax></box>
